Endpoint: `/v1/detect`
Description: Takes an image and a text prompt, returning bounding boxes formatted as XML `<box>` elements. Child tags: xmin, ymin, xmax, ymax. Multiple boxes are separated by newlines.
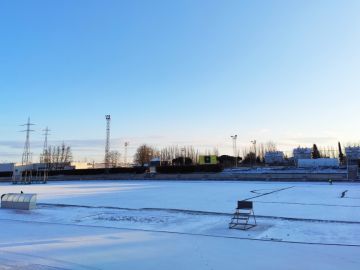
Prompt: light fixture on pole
<box><xmin>251</xmin><ymin>140</ymin><xmax>257</xmax><ymax>165</ymax></box>
<box><xmin>231</xmin><ymin>135</ymin><xmax>238</xmax><ymax>167</ymax></box>
<box><xmin>181</xmin><ymin>147</ymin><xmax>186</xmax><ymax>165</ymax></box>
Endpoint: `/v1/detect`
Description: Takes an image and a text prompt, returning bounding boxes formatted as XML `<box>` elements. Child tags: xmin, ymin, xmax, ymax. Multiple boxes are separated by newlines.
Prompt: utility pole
<box><xmin>20</xmin><ymin>117</ymin><xmax>35</xmax><ymax>184</ymax></box>
<box><xmin>105</xmin><ymin>115</ymin><xmax>111</xmax><ymax>169</ymax></box>
<box><xmin>231</xmin><ymin>135</ymin><xmax>238</xmax><ymax>167</ymax></box>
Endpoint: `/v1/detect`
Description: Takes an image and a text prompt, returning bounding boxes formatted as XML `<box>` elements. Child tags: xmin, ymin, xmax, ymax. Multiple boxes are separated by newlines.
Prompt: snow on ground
<box><xmin>0</xmin><ymin>180</ymin><xmax>359</xmax><ymax>269</ymax></box>
<box><xmin>2</xmin><ymin>180</ymin><xmax>359</xmax><ymax>221</ymax></box>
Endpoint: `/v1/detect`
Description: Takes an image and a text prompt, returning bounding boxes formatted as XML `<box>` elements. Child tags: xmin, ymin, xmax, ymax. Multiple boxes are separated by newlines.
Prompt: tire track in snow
<box><xmin>244</xmin><ymin>186</ymin><xmax>295</xmax><ymax>201</ymax></box>
<box><xmin>38</xmin><ymin>203</ymin><xmax>360</xmax><ymax>224</ymax></box>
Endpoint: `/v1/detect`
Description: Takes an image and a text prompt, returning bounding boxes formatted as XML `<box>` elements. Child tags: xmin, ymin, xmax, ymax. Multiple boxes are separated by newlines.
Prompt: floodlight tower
<box><xmin>21</xmin><ymin>117</ymin><xmax>35</xmax><ymax>183</ymax></box>
<box><xmin>231</xmin><ymin>135</ymin><xmax>238</xmax><ymax>167</ymax></box>
<box><xmin>105</xmin><ymin>115</ymin><xmax>111</xmax><ymax>169</ymax></box>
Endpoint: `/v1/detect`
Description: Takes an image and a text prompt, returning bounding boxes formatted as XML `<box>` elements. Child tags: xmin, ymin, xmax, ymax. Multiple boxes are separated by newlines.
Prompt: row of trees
<box><xmin>133</xmin><ymin>141</ymin><xmax>357</xmax><ymax>167</ymax></box>
<box><xmin>38</xmin><ymin>141</ymin><xmax>357</xmax><ymax>169</ymax></box>
<box><xmin>134</xmin><ymin>143</ymin><xmax>275</xmax><ymax>166</ymax></box>
<box><xmin>312</xmin><ymin>142</ymin><xmax>346</xmax><ymax>163</ymax></box>
<box><xmin>241</xmin><ymin>141</ymin><xmax>278</xmax><ymax>164</ymax></box>
<box><xmin>39</xmin><ymin>144</ymin><xmax>123</xmax><ymax>169</ymax></box>
<box><xmin>40</xmin><ymin>143</ymin><xmax>73</xmax><ymax>170</ymax></box>
<box><xmin>133</xmin><ymin>145</ymin><xmax>200</xmax><ymax>166</ymax></box>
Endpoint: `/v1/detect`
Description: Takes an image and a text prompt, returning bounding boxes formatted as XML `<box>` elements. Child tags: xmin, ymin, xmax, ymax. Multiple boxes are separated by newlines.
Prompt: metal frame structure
<box><xmin>36</xmin><ymin>127</ymin><xmax>51</xmax><ymax>183</ymax></box>
<box><xmin>229</xmin><ymin>201</ymin><xmax>257</xmax><ymax>230</ymax></box>
<box><xmin>13</xmin><ymin>118</ymin><xmax>35</xmax><ymax>185</ymax></box>
<box><xmin>1</xmin><ymin>193</ymin><xmax>37</xmax><ymax>210</ymax></box>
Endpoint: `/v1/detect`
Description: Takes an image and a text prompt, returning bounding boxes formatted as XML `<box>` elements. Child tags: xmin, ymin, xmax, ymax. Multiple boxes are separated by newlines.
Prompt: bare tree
<box><xmin>41</xmin><ymin>143</ymin><xmax>73</xmax><ymax>170</ymax></box>
<box><xmin>160</xmin><ymin>145</ymin><xmax>199</xmax><ymax>165</ymax></box>
<box><xmin>212</xmin><ymin>147</ymin><xmax>219</xmax><ymax>156</ymax></box>
<box><xmin>109</xmin><ymin>151</ymin><xmax>121</xmax><ymax>167</ymax></box>
<box><xmin>258</xmin><ymin>143</ymin><xmax>265</xmax><ymax>163</ymax></box>
<box><xmin>265</xmin><ymin>141</ymin><xmax>277</xmax><ymax>152</ymax></box>
<box><xmin>134</xmin><ymin>144</ymin><xmax>159</xmax><ymax>166</ymax></box>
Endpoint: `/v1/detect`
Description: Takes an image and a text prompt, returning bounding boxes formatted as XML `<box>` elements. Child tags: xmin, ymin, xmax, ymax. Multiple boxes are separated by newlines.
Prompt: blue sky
<box><xmin>0</xmin><ymin>0</ymin><xmax>359</xmax><ymax>162</ymax></box>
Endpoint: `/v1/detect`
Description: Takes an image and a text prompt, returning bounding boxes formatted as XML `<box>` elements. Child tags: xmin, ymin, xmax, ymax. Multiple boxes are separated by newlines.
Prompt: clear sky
<box><xmin>0</xmin><ymin>0</ymin><xmax>359</xmax><ymax>162</ymax></box>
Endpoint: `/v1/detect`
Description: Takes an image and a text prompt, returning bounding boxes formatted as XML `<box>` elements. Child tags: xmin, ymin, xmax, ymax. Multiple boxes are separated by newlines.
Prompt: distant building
<box><xmin>297</xmin><ymin>158</ymin><xmax>339</xmax><ymax>168</ymax></box>
<box><xmin>0</xmin><ymin>163</ymin><xmax>16</xmax><ymax>173</ymax></box>
<box><xmin>67</xmin><ymin>162</ymin><xmax>94</xmax><ymax>170</ymax></box>
<box><xmin>199</xmin><ymin>155</ymin><xmax>218</xmax><ymax>165</ymax></box>
<box><xmin>10</xmin><ymin>162</ymin><xmax>93</xmax><ymax>173</ymax></box>
<box><xmin>345</xmin><ymin>147</ymin><xmax>360</xmax><ymax>162</ymax></box>
<box><xmin>13</xmin><ymin>163</ymin><xmax>48</xmax><ymax>172</ymax></box>
<box><xmin>264</xmin><ymin>151</ymin><xmax>285</xmax><ymax>165</ymax></box>
<box><xmin>149</xmin><ymin>158</ymin><xmax>161</xmax><ymax>174</ymax></box>
<box><xmin>345</xmin><ymin>147</ymin><xmax>360</xmax><ymax>180</ymax></box>
<box><xmin>293</xmin><ymin>147</ymin><xmax>312</xmax><ymax>165</ymax></box>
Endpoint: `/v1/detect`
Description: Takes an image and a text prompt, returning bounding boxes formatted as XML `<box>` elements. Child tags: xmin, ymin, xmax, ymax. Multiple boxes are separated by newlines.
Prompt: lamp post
<box><xmin>251</xmin><ymin>140</ymin><xmax>257</xmax><ymax>166</ymax></box>
<box><xmin>231</xmin><ymin>135</ymin><xmax>238</xmax><ymax>167</ymax></box>
<box><xmin>181</xmin><ymin>147</ymin><xmax>186</xmax><ymax>165</ymax></box>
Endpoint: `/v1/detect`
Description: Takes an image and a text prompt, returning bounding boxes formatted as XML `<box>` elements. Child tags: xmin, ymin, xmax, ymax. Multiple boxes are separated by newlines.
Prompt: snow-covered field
<box><xmin>0</xmin><ymin>180</ymin><xmax>359</xmax><ymax>269</ymax></box>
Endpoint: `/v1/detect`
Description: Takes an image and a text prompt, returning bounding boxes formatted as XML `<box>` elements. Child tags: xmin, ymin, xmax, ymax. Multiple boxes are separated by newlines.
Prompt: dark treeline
<box><xmin>133</xmin><ymin>141</ymin><xmax>357</xmax><ymax>168</ymax></box>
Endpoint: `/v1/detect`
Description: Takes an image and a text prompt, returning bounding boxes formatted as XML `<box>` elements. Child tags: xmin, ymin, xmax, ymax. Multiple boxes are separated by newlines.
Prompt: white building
<box><xmin>293</xmin><ymin>147</ymin><xmax>312</xmax><ymax>165</ymax></box>
<box><xmin>0</xmin><ymin>163</ymin><xmax>16</xmax><ymax>172</ymax></box>
<box><xmin>345</xmin><ymin>147</ymin><xmax>360</xmax><ymax>160</ymax></box>
<box><xmin>264</xmin><ymin>151</ymin><xmax>285</xmax><ymax>165</ymax></box>
<box><xmin>297</xmin><ymin>158</ymin><xmax>339</xmax><ymax>168</ymax></box>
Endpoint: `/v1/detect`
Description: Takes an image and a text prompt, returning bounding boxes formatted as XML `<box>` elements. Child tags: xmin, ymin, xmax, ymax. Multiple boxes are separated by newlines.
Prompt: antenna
<box><xmin>105</xmin><ymin>115</ymin><xmax>111</xmax><ymax>169</ymax></box>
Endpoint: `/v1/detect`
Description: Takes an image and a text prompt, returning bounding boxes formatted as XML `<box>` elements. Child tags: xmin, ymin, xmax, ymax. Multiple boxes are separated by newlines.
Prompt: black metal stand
<box><xmin>229</xmin><ymin>201</ymin><xmax>257</xmax><ymax>230</ymax></box>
